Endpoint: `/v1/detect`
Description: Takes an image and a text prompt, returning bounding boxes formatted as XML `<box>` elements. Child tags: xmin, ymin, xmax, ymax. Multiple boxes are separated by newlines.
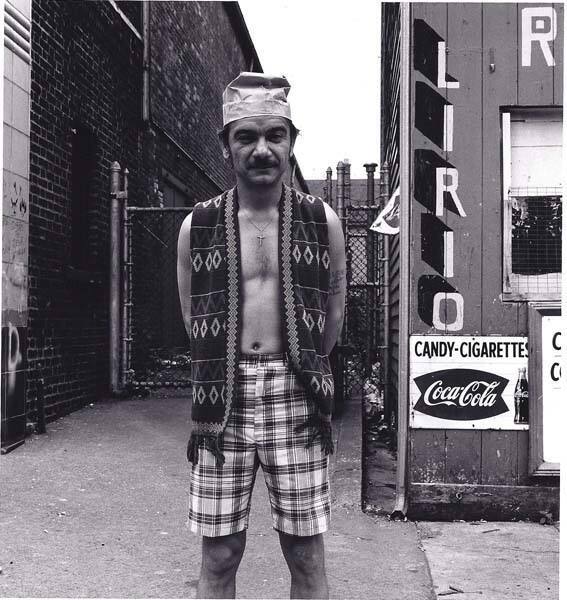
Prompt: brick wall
<box><xmin>147</xmin><ymin>1</ymin><xmax>255</xmax><ymax>204</ymax></box>
<box><xmin>26</xmin><ymin>0</ymin><xmax>309</xmax><ymax>426</ymax></box>
<box><xmin>26</xmin><ymin>0</ymin><xmax>277</xmax><ymax>425</ymax></box>
<box><xmin>27</xmin><ymin>0</ymin><xmax>143</xmax><ymax>422</ymax></box>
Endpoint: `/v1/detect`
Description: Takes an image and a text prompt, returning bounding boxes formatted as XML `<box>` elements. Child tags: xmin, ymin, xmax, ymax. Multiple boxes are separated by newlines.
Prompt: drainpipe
<box><xmin>142</xmin><ymin>1</ymin><xmax>150</xmax><ymax>122</ymax></box>
<box><xmin>391</xmin><ymin>2</ymin><xmax>411</xmax><ymax>521</ymax></box>
<box><xmin>109</xmin><ymin>162</ymin><xmax>122</xmax><ymax>394</ymax></box>
<box><xmin>380</xmin><ymin>164</ymin><xmax>391</xmax><ymax>429</ymax></box>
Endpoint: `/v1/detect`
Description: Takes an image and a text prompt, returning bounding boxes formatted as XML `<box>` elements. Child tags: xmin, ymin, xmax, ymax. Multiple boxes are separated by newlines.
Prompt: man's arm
<box><xmin>177</xmin><ymin>212</ymin><xmax>193</xmax><ymax>338</ymax></box>
<box><xmin>322</xmin><ymin>203</ymin><xmax>347</xmax><ymax>355</ymax></box>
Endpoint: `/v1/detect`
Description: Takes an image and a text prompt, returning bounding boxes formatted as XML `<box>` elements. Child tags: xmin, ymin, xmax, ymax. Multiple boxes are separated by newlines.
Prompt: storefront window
<box><xmin>502</xmin><ymin>108</ymin><xmax>562</xmax><ymax>301</ymax></box>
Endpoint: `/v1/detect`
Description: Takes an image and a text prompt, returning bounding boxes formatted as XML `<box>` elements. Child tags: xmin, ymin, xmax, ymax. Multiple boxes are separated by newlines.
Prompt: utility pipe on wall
<box><xmin>142</xmin><ymin>1</ymin><xmax>150</xmax><ymax>122</ymax></box>
<box><xmin>391</xmin><ymin>2</ymin><xmax>411</xmax><ymax>521</ymax></box>
<box><xmin>109</xmin><ymin>161</ymin><xmax>122</xmax><ymax>394</ymax></box>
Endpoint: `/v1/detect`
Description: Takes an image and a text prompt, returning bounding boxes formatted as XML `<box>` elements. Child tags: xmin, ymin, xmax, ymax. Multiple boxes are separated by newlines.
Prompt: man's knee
<box><xmin>201</xmin><ymin>531</ymin><xmax>247</xmax><ymax>577</ymax></box>
<box><xmin>279</xmin><ymin>532</ymin><xmax>326</xmax><ymax>577</ymax></box>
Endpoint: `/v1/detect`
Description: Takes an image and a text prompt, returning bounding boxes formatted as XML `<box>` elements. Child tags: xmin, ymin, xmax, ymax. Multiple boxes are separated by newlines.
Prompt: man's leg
<box><xmin>197</xmin><ymin>530</ymin><xmax>247</xmax><ymax>599</ymax></box>
<box><xmin>278</xmin><ymin>531</ymin><xmax>329</xmax><ymax>599</ymax></box>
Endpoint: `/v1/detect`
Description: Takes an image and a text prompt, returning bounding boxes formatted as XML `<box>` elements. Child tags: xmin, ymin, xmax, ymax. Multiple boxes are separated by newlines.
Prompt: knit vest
<box><xmin>186</xmin><ymin>184</ymin><xmax>334</xmax><ymax>465</ymax></box>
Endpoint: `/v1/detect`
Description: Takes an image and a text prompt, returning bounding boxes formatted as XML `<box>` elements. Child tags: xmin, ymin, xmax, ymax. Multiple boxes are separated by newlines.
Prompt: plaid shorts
<box><xmin>187</xmin><ymin>353</ymin><xmax>331</xmax><ymax>537</ymax></box>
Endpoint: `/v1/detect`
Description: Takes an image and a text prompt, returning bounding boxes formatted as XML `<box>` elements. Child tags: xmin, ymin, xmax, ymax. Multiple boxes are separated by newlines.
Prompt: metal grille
<box><xmin>506</xmin><ymin>188</ymin><xmax>562</xmax><ymax>298</ymax></box>
<box><xmin>125</xmin><ymin>207</ymin><xmax>192</xmax><ymax>388</ymax></box>
<box><xmin>342</xmin><ymin>186</ymin><xmax>388</xmax><ymax>420</ymax></box>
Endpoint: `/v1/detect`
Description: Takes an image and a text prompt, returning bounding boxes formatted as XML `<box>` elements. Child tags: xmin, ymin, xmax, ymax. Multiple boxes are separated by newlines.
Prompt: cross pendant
<box><xmin>257</xmin><ymin>234</ymin><xmax>265</xmax><ymax>246</ymax></box>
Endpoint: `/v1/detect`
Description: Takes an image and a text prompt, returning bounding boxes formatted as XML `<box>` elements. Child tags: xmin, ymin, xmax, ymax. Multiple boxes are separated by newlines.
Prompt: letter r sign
<box><xmin>522</xmin><ymin>7</ymin><xmax>557</xmax><ymax>67</ymax></box>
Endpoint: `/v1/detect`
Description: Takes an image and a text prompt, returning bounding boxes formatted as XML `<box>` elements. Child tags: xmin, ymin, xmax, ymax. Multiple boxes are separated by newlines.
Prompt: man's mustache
<box><xmin>248</xmin><ymin>159</ymin><xmax>278</xmax><ymax>168</ymax></box>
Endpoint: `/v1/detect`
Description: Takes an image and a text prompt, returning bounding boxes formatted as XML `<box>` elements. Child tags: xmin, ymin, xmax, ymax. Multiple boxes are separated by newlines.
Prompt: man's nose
<box><xmin>252</xmin><ymin>137</ymin><xmax>270</xmax><ymax>157</ymax></box>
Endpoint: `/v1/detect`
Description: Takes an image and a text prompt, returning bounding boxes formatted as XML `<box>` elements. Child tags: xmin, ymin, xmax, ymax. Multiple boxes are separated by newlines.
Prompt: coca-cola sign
<box><xmin>413</xmin><ymin>369</ymin><xmax>509</xmax><ymax>421</ymax></box>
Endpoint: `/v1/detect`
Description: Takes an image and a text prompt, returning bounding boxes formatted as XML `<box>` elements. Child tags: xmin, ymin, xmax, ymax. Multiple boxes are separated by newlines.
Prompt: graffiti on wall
<box><xmin>1</xmin><ymin>324</ymin><xmax>27</xmax><ymax>415</ymax></box>
<box><xmin>414</xmin><ymin>20</ymin><xmax>465</xmax><ymax>331</ymax></box>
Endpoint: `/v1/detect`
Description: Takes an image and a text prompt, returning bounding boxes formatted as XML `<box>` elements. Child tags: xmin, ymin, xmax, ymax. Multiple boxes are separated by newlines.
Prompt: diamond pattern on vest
<box><xmin>209</xmin><ymin>385</ymin><xmax>219</xmax><ymax>405</ymax></box>
<box><xmin>192</xmin><ymin>253</ymin><xmax>203</xmax><ymax>272</ymax></box>
<box><xmin>321</xmin><ymin>249</ymin><xmax>330</xmax><ymax>269</ymax></box>
<box><xmin>210</xmin><ymin>317</ymin><xmax>221</xmax><ymax>337</ymax></box>
<box><xmin>302</xmin><ymin>310</ymin><xmax>315</xmax><ymax>331</ymax></box>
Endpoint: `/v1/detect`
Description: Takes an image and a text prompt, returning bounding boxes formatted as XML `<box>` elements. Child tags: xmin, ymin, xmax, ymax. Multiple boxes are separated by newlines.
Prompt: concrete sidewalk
<box><xmin>0</xmin><ymin>393</ymin><xmax>432</xmax><ymax>599</ymax></box>
<box><xmin>0</xmin><ymin>392</ymin><xmax>559</xmax><ymax>599</ymax></box>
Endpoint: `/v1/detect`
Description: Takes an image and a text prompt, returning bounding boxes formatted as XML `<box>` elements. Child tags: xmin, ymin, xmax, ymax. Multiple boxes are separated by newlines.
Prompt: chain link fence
<box><xmin>125</xmin><ymin>207</ymin><xmax>192</xmax><ymax>389</ymax></box>
<box><xmin>343</xmin><ymin>203</ymin><xmax>385</xmax><ymax>406</ymax></box>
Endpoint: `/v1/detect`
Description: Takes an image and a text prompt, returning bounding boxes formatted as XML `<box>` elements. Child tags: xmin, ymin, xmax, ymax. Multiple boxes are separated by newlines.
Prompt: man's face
<box><xmin>224</xmin><ymin>116</ymin><xmax>294</xmax><ymax>187</ymax></box>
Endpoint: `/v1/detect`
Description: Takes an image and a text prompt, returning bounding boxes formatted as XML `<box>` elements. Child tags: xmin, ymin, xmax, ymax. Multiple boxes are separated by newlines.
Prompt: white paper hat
<box><xmin>222</xmin><ymin>72</ymin><xmax>293</xmax><ymax>128</ymax></box>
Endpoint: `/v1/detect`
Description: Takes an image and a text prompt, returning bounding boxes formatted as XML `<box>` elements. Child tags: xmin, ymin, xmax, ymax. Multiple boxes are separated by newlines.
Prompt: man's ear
<box><xmin>217</xmin><ymin>128</ymin><xmax>231</xmax><ymax>160</ymax></box>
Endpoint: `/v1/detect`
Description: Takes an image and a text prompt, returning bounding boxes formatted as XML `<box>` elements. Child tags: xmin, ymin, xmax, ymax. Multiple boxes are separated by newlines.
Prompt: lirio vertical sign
<box><xmin>410</xmin><ymin>336</ymin><xmax>529</xmax><ymax>430</ymax></box>
<box><xmin>413</xmin><ymin>20</ymin><xmax>465</xmax><ymax>332</ymax></box>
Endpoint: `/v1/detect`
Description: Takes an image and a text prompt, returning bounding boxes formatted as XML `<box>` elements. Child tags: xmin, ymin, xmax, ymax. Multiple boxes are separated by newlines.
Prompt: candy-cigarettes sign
<box><xmin>410</xmin><ymin>335</ymin><xmax>529</xmax><ymax>430</ymax></box>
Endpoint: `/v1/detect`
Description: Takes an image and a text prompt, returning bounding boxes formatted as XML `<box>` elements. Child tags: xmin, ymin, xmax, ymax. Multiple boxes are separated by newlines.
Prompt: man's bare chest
<box><xmin>238</xmin><ymin>219</ymin><xmax>279</xmax><ymax>283</ymax></box>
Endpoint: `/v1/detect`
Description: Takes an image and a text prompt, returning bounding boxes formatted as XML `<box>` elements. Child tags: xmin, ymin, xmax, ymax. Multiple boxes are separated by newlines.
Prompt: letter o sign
<box><xmin>432</xmin><ymin>292</ymin><xmax>464</xmax><ymax>331</ymax></box>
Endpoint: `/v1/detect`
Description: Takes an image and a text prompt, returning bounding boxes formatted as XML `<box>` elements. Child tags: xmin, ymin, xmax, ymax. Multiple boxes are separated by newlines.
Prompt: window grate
<box><xmin>506</xmin><ymin>187</ymin><xmax>562</xmax><ymax>298</ymax></box>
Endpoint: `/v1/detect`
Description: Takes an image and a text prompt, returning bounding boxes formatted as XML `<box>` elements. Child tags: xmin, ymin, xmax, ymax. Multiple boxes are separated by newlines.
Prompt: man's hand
<box><xmin>322</xmin><ymin>203</ymin><xmax>346</xmax><ymax>355</ymax></box>
<box><xmin>177</xmin><ymin>212</ymin><xmax>193</xmax><ymax>338</ymax></box>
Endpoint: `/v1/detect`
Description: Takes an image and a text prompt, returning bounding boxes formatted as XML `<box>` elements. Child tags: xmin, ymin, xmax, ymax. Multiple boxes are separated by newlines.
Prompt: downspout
<box><xmin>142</xmin><ymin>1</ymin><xmax>150</xmax><ymax>123</ymax></box>
<box><xmin>391</xmin><ymin>2</ymin><xmax>411</xmax><ymax>520</ymax></box>
<box><xmin>381</xmin><ymin>165</ymin><xmax>391</xmax><ymax>427</ymax></box>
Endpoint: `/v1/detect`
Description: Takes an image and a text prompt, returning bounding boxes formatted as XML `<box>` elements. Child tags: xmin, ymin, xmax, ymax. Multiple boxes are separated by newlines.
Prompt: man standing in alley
<box><xmin>177</xmin><ymin>72</ymin><xmax>346</xmax><ymax>599</ymax></box>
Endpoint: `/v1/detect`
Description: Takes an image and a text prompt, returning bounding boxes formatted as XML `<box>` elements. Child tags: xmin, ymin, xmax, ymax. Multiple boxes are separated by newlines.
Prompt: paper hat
<box><xmin>222</xmin><ymin>72</ymin><xmax>293</xmax><ymax>128</ymax></box>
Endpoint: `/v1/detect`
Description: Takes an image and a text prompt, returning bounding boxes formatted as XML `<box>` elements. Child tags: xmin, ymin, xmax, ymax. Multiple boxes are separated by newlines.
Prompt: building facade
<box><xmin>382</xmin><ymin>2</ymin><xmax>562</xmax><ymax>519</ymax></box>
<box><xmin>2</xmin><ymin>1</ymin><xmax>307</xmax><ymax>451</ymax></box>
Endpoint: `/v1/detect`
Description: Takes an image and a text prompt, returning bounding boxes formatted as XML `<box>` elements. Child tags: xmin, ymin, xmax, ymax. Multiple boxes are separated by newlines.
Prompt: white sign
<box><xmin>410</xmin><ymin>335</ymin><xmax>529</xmax><ymax>429</ymax></box>
<box><xmin>369</xmin><ymin>186</ymin><xmax>399</xmax><ymax>235</ymax></box>
<box><xmin>541</xmin><ymin>316</ymin><xmax>561</xmax><ymax>463</ymax></box>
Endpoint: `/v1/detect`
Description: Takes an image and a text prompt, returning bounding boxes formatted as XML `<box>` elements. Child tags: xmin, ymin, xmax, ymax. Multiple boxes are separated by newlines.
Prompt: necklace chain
<box><xmin>246</xmin><ymin>212</ymin><xmax>276</xmax><ymax>246</ymax></box>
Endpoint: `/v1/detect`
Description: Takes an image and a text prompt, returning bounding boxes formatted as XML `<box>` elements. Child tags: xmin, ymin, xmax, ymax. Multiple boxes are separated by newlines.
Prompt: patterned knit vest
<box><xmin>187</xmin><ymin>184</ymin><xmax>334</xmax><ymax>464</ymax></box>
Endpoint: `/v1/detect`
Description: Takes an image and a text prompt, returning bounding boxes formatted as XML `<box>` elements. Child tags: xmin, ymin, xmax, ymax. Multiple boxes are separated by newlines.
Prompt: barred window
<box><xmin>502</xmin><ymin>109</ymin><xmax>562</xmax><ymax>301</ymax></box>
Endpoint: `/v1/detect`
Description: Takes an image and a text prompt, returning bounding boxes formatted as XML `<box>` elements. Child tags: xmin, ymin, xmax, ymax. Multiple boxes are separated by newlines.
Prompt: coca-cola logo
<box><xmin>413</xmin><ymin>369</ymin><xmax>509</xmax><ymax>420</ymax></box>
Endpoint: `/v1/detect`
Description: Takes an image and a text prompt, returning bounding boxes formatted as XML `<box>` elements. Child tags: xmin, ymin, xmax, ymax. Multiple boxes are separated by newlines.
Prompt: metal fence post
<box><xmin>336</xmin><ymin>161</ymin><xmax>346</xmax><ymax>347</ymax></box>
<box><xmin>364</xmin><ymin>163</ymin><xmax>378</xmax><ymax>378</ymax></box>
